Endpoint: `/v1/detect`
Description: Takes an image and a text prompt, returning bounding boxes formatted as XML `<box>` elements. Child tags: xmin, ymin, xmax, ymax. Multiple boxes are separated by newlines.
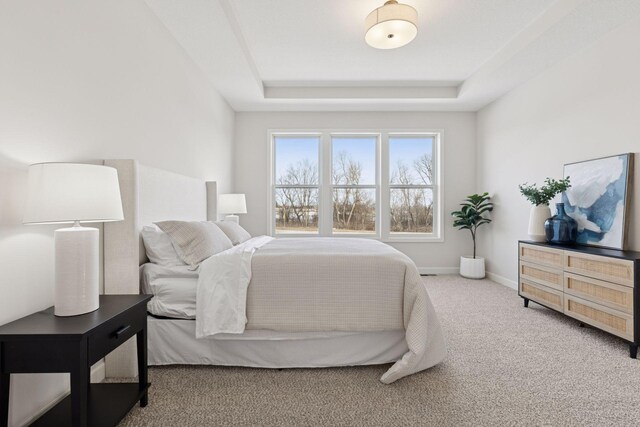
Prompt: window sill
<box><xmin>271</xmin><ymin>234</ymin><xmax>443</xmax><ymax>243</ymax></box>
<box><xmin>382</xmin><ymin>237</ymin><xmax>444</xmax><ymax>244</ymax></box>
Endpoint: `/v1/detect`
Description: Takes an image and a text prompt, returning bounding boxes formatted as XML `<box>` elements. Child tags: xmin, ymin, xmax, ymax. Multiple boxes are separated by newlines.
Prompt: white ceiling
<box><xmin>144</xmin><ymin>0</ymin><xmax>640</xmax><ymax>111</ymax></box>
<box><xmin>233</xmin><ymin>0</ymin><xmax>554</xmax><ymax>82</ymax></box>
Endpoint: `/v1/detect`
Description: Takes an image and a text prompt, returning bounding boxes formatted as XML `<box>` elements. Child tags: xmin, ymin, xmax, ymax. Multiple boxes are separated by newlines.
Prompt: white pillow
<box><xmin>155</xmin><ymin>221</ymin><xmax>233</xmax><ymax>268</ymax></box>
<box><xmin>214</xmin><ymin>221</ymin><xmax>251</xmax><ymax>246</ymax></box>
<box><xmin>141</xmin><ymin>226</ymin><xmax>186</xmax><ymax>267</ymax></box>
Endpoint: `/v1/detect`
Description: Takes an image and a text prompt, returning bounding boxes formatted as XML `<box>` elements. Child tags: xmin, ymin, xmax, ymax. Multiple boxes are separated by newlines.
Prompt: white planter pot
<box><xmin>528</xmin><ymin>205</ymin><xmax>551</xmax><ymax>242</ymax></box>
<box><xmin>459</xmin><ymin>256</ymin><xmax>485</xmax><ymax>279</ymax></box>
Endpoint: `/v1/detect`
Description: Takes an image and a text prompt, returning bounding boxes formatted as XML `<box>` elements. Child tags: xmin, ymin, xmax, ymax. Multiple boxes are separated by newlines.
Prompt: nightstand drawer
<box><xmin>87</xmin><ymin>307</ymin><xmax>145</xmax><ymax>365</ymax></box>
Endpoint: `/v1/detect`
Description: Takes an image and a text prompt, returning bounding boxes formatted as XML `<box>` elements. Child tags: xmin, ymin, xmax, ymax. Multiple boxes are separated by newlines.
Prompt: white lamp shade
<box><xmin>23</xmin><ymin>163</ymin><xmax>124</xmax><ymax>224</ymax></box>
<box><xmin>365</xmin><ymin>1</ymin><xmax>418</xmax><ymax>49</ymax></box>
<box><xmin>218</xmin><ymin>194</ymin><xmax>247</xmax><ymax>215</ymax></box>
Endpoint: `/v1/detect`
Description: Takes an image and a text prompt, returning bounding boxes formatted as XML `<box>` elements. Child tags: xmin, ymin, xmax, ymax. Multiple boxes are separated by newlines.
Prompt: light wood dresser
<box><xmin>518</xmin><ymin>240</ymin><xmax>640</xmax><ymax>358</ymax></box>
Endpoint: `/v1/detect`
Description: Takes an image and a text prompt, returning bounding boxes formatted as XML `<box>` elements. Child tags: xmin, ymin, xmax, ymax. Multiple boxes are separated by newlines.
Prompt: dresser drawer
<box><xmin>87</xmin><ymin>306</ymin><xmax>145</xmax><ymax>365</ymax></box>
<box><xmin>519</xmin><ymin>279</ymin><xmax>563</xmax><ymax>312</ymax></box>
<box><xmin>519</xmin><ymin>261</ymin><xmax>563</xmax><ymax>291</ymax></box>
<box><xmin>564</xmin><ymin>252</ymin><xmax>634</xmax><ymax>287</ymax></box>
<box><xmin>564</xmin><ymin>294</ymin><xmax>633</xmax><ymax>341</ymax></box>
<box><xmin>519</xmin><ymin>243</ymin><xmax>564</xmax><ymax>268</ymax></box>
<box><xmin>564</xmin><ymin>272</ymin><xmax>634</xmax><ymax>314</ymax></box>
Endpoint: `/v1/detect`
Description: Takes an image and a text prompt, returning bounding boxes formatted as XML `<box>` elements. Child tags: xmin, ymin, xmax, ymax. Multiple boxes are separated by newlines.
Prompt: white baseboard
<box><xmin>18</xmin><ymin>387</ymin><xmax>70</xmax><ymax>427</ymax></box>
<box><xmin>91</xmin><ymin>359</ymin><xmax>106</xmax><ymax>383</ymax></box>
<box><xmin>418</xmin><ymin>267</ymin><xmax>459</xmax><ymax>275</ymax></box>
<box><xmin>17</xmin><ymin>359</ymin><xmax>105</xmax><ymax>427</ymax></box>
<box><xmin>486</xmin><ymin>271</ymin><xmax>518</xmax><ymax>290</ymax></box>
<box><xmin>418</xmin><ymin>267</ymin><xmax>518</xmax><ymax>291</ymax></box>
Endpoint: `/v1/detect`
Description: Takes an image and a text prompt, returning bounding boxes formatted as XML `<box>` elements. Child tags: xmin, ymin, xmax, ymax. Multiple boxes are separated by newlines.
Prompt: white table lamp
<box><xmin>23</xmin><ymin>163</ymin><xmax>124</xmax><ymax>316</ymax></box>
<box><xmin>218</xmin><ymin>194</ymin><xmax>247</xmax><ymax>224</ymax></box>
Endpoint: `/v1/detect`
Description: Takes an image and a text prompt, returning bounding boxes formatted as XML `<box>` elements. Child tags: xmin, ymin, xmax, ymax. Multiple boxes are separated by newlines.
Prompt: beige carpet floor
<box><xmin>118</xmin><ymin>276</ymin><xmax>640</xmax><ymax>426</ymax></box>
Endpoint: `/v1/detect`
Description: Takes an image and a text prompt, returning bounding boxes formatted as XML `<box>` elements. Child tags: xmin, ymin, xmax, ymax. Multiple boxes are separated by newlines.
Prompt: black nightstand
<box><xmin>0</xmin><ymin>294</ymin><xmax>152</xmax><ymax>427</ymax></box>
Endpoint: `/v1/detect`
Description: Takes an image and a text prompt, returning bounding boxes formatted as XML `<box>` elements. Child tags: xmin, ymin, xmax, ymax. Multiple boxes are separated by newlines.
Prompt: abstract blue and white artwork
<box><xmin>562</xmin><ymin>153</ymin><xmax>633</xmax><ymax>250</ymax></box>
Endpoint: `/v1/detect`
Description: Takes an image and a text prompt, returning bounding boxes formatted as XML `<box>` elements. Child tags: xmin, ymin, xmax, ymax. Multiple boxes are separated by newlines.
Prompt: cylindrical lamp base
<box><xmin>224</xmin><ymin>214</ymin><xmax>240</xmax><ymax>224</ymax></box>
<box><xmin>54</xmin><ymin>225</ymin><xmax>100</xmax><ymax>316</ymax></box>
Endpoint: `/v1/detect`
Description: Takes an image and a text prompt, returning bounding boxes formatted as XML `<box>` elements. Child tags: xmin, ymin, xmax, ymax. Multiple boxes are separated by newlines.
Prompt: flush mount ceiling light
<box><xmin>365</xmin><ymin>0</ymin><xmax>418</xmax><ymax>49</ymax></box>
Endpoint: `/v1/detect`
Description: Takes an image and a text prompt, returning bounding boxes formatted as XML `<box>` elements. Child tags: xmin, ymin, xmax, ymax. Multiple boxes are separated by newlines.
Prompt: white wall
<box><xmin>0</xmin><ymin>1</ymin><xmax>234</xmax><ymax>425</ymax></box>
<box><xmin>234</xmin><ymin>111</ymin><xmax>477</xmax><ymax>271</ymax></box>
<box><xmin>477</xmin><ymin>17</ymin><xmax>640</xmax><ymax>286</ymax></box>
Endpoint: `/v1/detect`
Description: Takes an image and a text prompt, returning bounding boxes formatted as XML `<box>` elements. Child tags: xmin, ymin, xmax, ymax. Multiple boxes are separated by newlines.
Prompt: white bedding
<box><xmin>196</xmin><ymin>236</ymin><xmax>447</xmax><ymax>384</ymax></box>
<box><xmin>196</xmin><ymin>236</ymin><xmax>274</xmax><ymax>335</ymax></box>
<box><xmin>140</xmin><ymin>263</ymin><xmax>198</xmax><ymax>319</ymax></box>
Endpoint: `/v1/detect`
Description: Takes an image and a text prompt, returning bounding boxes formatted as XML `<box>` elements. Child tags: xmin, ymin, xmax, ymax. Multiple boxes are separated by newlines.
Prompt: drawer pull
<box><xmin>114</xmin><ymin>325</ymin><xmax>131</xmax><ymax>338</ymax></box>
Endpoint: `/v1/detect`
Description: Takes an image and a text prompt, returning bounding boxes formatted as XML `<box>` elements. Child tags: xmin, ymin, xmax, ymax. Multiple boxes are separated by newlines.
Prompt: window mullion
<box><xmin>380</xmin><ymin>132</ymin><xmax>390</xmax><ymax>240</ymax></box>
<box><xmin>269</xmin><ymin>134</ymin><xmax>276</xmax><ymax>236</ymax></box>
<box><xmin>434</xmin><ymin>132</ymin><xmax>442</xmax><ymax>240</ymax></box>
<box><xmin>320</xmin><ymin>133</ymin><xmax>333</xmax><ymax>236</ymax></box>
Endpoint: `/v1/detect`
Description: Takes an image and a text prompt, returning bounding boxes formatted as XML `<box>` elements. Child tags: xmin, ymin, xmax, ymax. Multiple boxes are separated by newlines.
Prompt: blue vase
<box><xmin>544</xmin><ymin>203</ymin><xmax>577</xmax><ymax>244</ymax></box>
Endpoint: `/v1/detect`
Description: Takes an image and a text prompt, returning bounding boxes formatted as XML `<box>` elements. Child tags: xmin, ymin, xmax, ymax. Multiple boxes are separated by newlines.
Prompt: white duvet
<box><xmin>196</xmin><ymin>236</ymin><xmax>446</xmax><ymax>383</ymax></box>
<box><xmin>196</xmin><ymin>235</ymin><xmax>274</xmax><ymax>336</ymax></box>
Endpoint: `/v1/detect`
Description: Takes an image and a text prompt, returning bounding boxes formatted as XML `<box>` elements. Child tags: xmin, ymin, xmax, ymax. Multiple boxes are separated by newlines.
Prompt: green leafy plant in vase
<box><xmin>452</xmin><ymin>192</ymin><xmax>493</xmax><ymax>279</ymax></box>
<box><xmin>518</xmin><ymin>177</ymin><xmax>571</xmax><ymax>242</ymax></box>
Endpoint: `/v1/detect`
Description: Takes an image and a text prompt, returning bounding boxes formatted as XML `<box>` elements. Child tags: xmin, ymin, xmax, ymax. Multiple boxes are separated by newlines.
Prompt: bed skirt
<box><xmin>148</xmin><ymin>316</ymin><xmax>408</xmax><ymax>368</ymax></box>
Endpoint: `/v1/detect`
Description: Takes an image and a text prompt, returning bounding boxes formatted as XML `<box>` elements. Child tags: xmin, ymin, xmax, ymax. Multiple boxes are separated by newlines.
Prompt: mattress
<box><xmin>140</xmin><ymin>263</ymin><xmax>198</xmax><ymax>319</ymax></box>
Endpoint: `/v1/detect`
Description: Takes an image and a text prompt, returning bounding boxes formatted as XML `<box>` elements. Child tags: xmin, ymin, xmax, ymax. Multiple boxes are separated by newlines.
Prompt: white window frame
<box><xmin>385</xmin><ymin>132</ymin><xmax>443</xmax><ymax>242</ymax></box>
<box><xmin>268</xmin><ymin>129</ymin><xmax>443</xmax><ymax>243</ymax></box>
<box><xmin>328</xmin><ymin>133</ymin><xmax>380</xmax><ymax>238</ymax></box>
<box><xmin>270</xmin><ymin>132</ymin><xmax>322</xmax><ymax>237</ymax></box>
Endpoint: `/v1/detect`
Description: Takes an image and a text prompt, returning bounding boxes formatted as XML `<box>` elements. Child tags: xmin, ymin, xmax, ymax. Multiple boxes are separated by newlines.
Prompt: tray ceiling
<box><xmin>144</xmin><ymin>0</ymin><xmax>640</xmax><ymax>111</ymax></box>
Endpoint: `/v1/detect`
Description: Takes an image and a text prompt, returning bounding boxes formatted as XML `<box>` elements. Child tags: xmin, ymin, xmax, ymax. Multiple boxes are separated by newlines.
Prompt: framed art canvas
<box><xmin>562</xmin><ymin>153</ymin><xmax>634</xmax><ymax>250</ymax></box>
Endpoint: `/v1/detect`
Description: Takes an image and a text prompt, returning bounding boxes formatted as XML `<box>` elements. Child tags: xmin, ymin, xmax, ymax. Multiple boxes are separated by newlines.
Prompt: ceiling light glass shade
<box><xmin>23</xmin><ymin>163</ymin><xmax>124</xmax><ymax>224</ymax></box>
<box><xmin>365</xmin><ymin>0</ymin><xmax>418</xmax><ymax>49</ymax></box>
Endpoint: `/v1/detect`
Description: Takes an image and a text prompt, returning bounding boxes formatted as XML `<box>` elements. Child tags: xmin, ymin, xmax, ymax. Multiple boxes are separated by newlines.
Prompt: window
<box><xmin>273</xmin><ymin>135</ymin><xmax>320</xmax><ymax>234</ymax></box>
<box><xmin>389</xmin><ymin>136</ymin><xmax>435</xmax><ymax>234</ymax></box>
<box><xmin>332</xmin><ymin>136</ymin><xmax>377</xmax><ymax>234</ymax></box>
<box><xmin>270</xmin><ymin>131</ymin><xmax>441</xmax><ymax>241</ymax></box>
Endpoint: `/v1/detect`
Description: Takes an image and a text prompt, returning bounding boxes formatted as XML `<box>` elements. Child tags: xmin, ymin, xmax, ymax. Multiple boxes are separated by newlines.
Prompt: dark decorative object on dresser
<box><xmin>519</xmin><ymin>177</ymin><xmax>571</xmax><ymax>242</ymax></box>
<box><xmin>0</xmin><ymin>294</ymin><xmax>151</xmax><ymax>427</ymax></box>
<box><xmin>544</xmin><ymin>202</ymin><xmax>578</xmax><ymax>244</ymax></box>
<box><xmin>518</xmin><ymin>241</ymin><xmax>639</xmax><ymax>359</ymax></box>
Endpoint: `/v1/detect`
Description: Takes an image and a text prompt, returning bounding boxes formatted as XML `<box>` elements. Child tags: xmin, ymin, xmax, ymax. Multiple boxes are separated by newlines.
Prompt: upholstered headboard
<box><xmin>102</xmin><ymin>159</ymin><xmax>217</xmax><ymax>376</ymax></box>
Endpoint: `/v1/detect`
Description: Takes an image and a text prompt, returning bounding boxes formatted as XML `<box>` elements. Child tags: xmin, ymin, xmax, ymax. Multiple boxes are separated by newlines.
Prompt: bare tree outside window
<box><xmin>332</xmin><ymin>136</ymin><xmax>377</xmax><ymax>233</ymax></box>
<box><xmin>389</xmin><ymin>137</ymin><xmax>435</xmax><ymax>233</ymax></box>
<box><xmin>274</xmin><ymin>136</ymin><xmax>319</xmax><ymax>234</ymax></box>
<box><xmin>272</xmin><ymin>133</ymin><xmax>439</xmax><ymax>238</ymax></box>
<box><xmin>331</xmin><ymin>152</ymin><xmax>375</xmax><ymax>233</ymax></box>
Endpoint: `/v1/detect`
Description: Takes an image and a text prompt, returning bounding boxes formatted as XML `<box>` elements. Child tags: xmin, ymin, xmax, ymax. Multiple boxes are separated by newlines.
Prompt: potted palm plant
<box><xmin>452</xmin><ymin>193</ymin><xmax>493</xmax><ymax>279</ymax></box>
<box><xmin>519</xmin><ymin>177</ymin><xmax>570</xmax><ymax>242</ymax></box>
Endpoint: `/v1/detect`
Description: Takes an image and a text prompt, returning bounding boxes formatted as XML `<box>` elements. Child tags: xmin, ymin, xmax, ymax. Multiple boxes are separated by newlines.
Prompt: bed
<box><xmin>103</xmin><ymin>159</ymin><xmax>446</xmax><ymax>383</ymax></box>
